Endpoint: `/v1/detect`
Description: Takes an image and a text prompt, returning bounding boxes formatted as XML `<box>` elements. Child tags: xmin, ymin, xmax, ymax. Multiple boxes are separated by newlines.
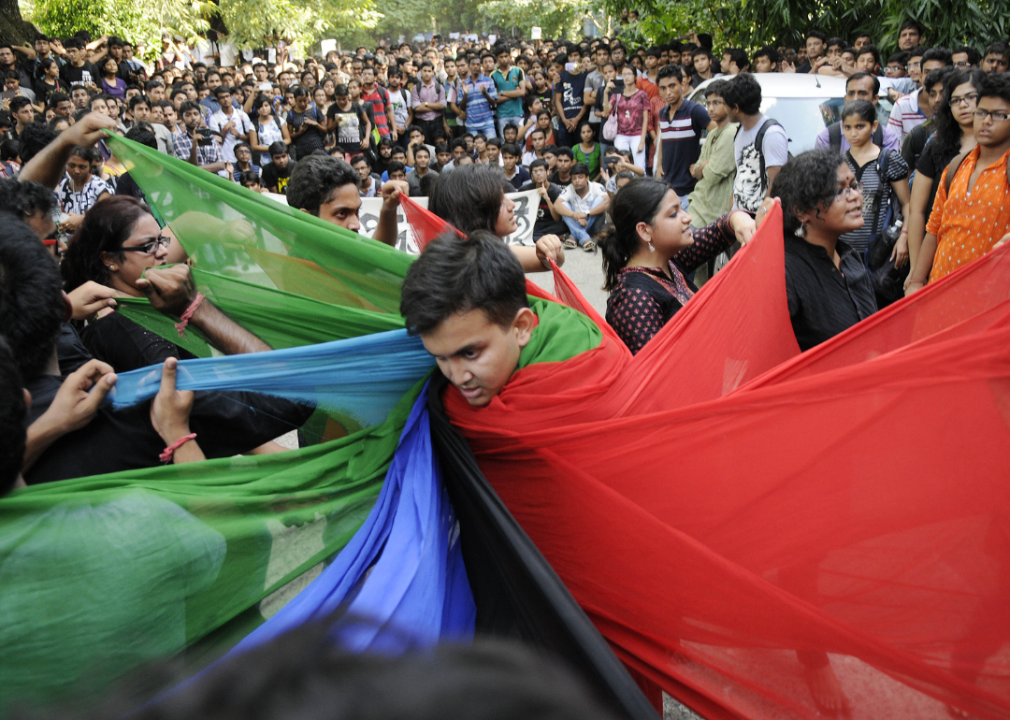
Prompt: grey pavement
<box><xmin>527</xmin><ymin>244</ymin><xmax>609</xmax><ymax>316</ymax></box>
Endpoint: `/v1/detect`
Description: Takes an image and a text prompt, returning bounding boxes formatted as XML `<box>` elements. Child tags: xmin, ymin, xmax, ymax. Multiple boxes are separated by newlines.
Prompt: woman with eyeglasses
<box><xmin>905</xmin><ymin>70</ymin><xmax>983</xmax><ymax>274</ymax></box>
<box><xmin>60</xmin><ymin>196</ymin><xmax>313</xmax><ymax>456</ymax></box>
<box><xmin>773</xmin><ymin>150</ymin><xmax>878</xmax><ymax>351</ymax></box>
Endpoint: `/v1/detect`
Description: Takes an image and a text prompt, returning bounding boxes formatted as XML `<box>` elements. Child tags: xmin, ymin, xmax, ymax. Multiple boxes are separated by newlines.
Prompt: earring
<box><xmin>794</xmin><ymin>223</ymin><xmax>806</xmax><ymax>238</ymax></box>
<box><xmin>648</xmin><ymin>241</ymin><xmax>655</xmax><ymax>253</ymax></box>
<box><xmin>108</xmin><ymin>265</ymin><xmax>116</xmax><ymax>271</ymax></box>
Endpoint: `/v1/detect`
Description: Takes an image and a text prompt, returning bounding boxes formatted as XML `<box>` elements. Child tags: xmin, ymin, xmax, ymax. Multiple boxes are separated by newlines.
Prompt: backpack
<box><xmin>828</xmin><ymin>121</ymin><xmax>884</xmax><ymax>154</ymax></box>
<box><xmin>860</xmin><ymin>149</ymin><xmax>909</xmax><ymax>307</ymax></box>
<box><xmin>733</xmin><ymin>118</ymin><xmax>791</xmax><ymax>213</ymax></box>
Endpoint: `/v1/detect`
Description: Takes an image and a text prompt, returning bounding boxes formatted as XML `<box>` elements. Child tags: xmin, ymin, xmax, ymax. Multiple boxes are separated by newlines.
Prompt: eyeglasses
<box><xmin>954</xmin><ymin>61</ymin><xmax>973</xmax><ymax>69</ymax></box>
<box><xmin>950</xmin><ymin>92</ymin><xmax>979</xmax><ymax>106</ymax></box>
<box><xmin>884</xmin><ymin>66</ymin><xmax>904</xmax><ymax>75</ymax></box>
<box><xmin>120</xmin><ymin>235</ymin><xmax>170</xmax><ymax>255</ymax></box>
<box><xmin>835</xmin><ymin>181</ymin><xmax>863</xmax><ymax>199</ymax></box>
<box><xmin>974</xmin><ymin>108</ymin><xmax>1010</xmax><ymax>123</ymax></box>
<box><xmin>905</xmin><ymin>61</ymin><xmax>921</xmax><ymax>70</ymax></box>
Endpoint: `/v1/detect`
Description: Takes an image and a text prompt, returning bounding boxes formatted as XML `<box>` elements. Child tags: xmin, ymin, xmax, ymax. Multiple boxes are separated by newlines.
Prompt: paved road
<box><xmin>527</xmin><ymin>245</ymin><xmax>610</xmax><ymax>316</ymax></box>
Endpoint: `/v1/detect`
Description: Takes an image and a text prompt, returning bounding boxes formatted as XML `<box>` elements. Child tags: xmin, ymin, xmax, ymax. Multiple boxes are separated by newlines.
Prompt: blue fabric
<box><xmin>109</xmin><ymin>329</ymin><xmax>436</xmax><ymax>429</ymax></box>
<box><xmin>230</xmin><ymin>381</ymin><xmax>475</xmax><ymax>655</ymax></box>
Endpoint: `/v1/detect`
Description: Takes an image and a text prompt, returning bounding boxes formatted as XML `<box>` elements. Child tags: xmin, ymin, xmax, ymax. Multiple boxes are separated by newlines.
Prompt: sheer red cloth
<box><xmin>408</xmin><ymin>197</ymin><xmax>1010</xmax><ymax>718</ymax></box>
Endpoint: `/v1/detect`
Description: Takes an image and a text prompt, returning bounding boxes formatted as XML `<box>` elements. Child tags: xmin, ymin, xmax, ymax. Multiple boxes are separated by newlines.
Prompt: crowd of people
<box><xmin>0</xmin><ymin>19</ymin><xmax>1009</xmax><ymax>479</ymax></box>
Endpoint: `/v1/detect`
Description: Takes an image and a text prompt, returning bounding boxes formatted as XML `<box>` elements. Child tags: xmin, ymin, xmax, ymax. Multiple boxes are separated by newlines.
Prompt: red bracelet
<box><xmin>160</xmin><ymin>433</ymin><xmax>197</xmax><ymax>463</ymax></box>
<box><xmin>175</xmin><ymin>293</ymin><xmax>206</xmax><ymax>337</ymax></box>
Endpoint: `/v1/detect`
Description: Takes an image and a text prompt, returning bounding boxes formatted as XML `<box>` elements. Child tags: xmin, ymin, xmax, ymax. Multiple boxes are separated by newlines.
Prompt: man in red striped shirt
<box><xmin>360</xmin><ymin>66</ymin><xmax>395</xmax><ymax>142</ymax></box>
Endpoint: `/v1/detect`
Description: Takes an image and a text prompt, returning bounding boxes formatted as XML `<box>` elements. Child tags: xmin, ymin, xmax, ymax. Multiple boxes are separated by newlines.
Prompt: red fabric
<box><xmin>443</xmin><ymin>204</ymin><xmax>1010</xmax><ymax>719</ymax></box>
<box><xmin>399</xmin><ymin>195</ymin><xmax>464</xmax><ymax>253</ymax></box>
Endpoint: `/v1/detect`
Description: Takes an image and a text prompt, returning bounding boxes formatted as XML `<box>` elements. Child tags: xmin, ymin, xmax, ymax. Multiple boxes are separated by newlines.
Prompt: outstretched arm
<box><xmin>138</xmin><ymin>265</ymin><xmax>272</xmax><ymax>355</ymax></box>
<box><xmin>18</xmin><ymin>112</ymin><xmax>118</xmax><ymax>189</ymax></box>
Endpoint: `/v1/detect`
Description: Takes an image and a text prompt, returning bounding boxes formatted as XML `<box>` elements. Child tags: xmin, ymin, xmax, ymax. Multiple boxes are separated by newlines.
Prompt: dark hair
<box><xmin>434</xmin><ymin>141</ymin><xmax>449</xmax><ymax>154</ymax></box>
<box><xmin>0</xmin><ymin>138</ymin><xmax>18</xmax><ymax>160</ymax></box>
<box><xmin>979</xmin><ymin>69</ymin><xmax>1010</xmax><ymax>104</ymax></box>
<box><xmin>178</xmin><ymin>100</ymin><xmax>201</xmax><ymax>117</ymax></box>
<box><xmin>923</xmin><ymin>65</ymin><xmax>956</xmax><ymax>96</ymax></box>
<box><xmin>0</xmin><ymin>214</ymin><xmax>64</xmax><ymax>380</ymax></box>
<box><xmin>907</xmin><ymin>46</ymin><xmax>926</xmax><ymax>61</ymax></box>
<box><xmin>846</xmin><ymin>71</ymin><xmax>881</xmax><ymax>97</ymax></box>
<box><xmin>529</xmin><ymin>158</ymin><xmax>549</xmax><ymax>172</ymax></box>
<box><xmin>0</xmin><ymin>176</ymin><xmax>56</xmax><ymax>221</ymax></box>
<box><xmin>486</xmin><ymin>137</ymin><xmax>502</xmax><ymax>150</ymax></box>
<box><xmin>429</xmin><ymin>164</ymin><xmax>511</xmax><ymax>236</ymax></box>
<box><xmin>500</xmin><ymin>142</ymin><xmax>520</xmax><ymax>157</ymax></box>
<box><xmin>0</xmin><ymin>335</ymin><xmax>26</xmax><ymax>494</ymax></box>
<box><xmin>555</xmin><ymin>146</ymin><xmax>574</xmax><ymax>160</ymax></box>
<box><xmin>656</xmin><ymin>63</ymin><xmax>684</xmax><ymax>83</ymax></box>
<box><xmin>238</xmin><ymin>170</ymin><xmax>261</xmax><ymax>187</ymax></box>
<box><xmin>597</xmin><ymin>178</ymin><xmax>671</xmax><ymax>291</ymax></box>
<box><xmin>61</xmin><ymin>196</ymin><xmax>151</xmax><ymax>291</ymax></box>
<box><xmin>954</xmin><ymin>46</ymin><xmax>981</xmax><ymax>66</ymax></box>
<box><xmin>723</xmin><ymin>48</ymin><xmax>750</xmax><ymax>71</ymax></box>
<box><xmin>125</xmin><ymin>122</ymin><xmax>158</xmax><ymax>150</ymax></box>
<box><xmin>899</xmin><ymin>19</ymin><xmax>925</xmax><ymax>37</ymax></box>
<box><xmin>503</xmin><ymin>122</ymin><xmax>519</xmax><ymax>135</ymax></box>
<box><xmin>753</xmin><ymin>46</ymin><xmax>781</xmax><ymax>65</ymax></box>
<box><xmin>287</xmin><ymin>155</ymin><xmax>360</xmax><ymax>214</ymax></box>
<box><xmin>805</xmin><ymin>30</ymin><xmax>827</xmax><ymax>42</ymax></box>
<box><xmin>826</xmin><ymin>37</ymin><xmax>845</xmax><ymax>51</ymax></box>
<box><xmin>933</xmin><ymin>69</ymin><xmax>984</xmax><ymax>160</ymax></box>
<box><xmin>772</xmin><ymin>149</ymin><xmax>846</xmax><ymax>236</ymax></box>
<box><xmin>386</xmin><ymin>160</ymin><xmax>406</xmax><ymax>175</ymax></box>
<box><xmin>984</xmin><ymin>41</ymin><xmax>1010</xmax><ymax>60</ymax></box>
<box><xmin>722</xmin><ymin>73</ymin><xmax>762</xmax><ymax>115</ymax></box>
<box><xmin>887</xmin><ymin>51</ymin><xmax>910</xmax><ymax>66</ymax></box>
<box><xmin>9</xmin><ymin>96</ymin><xmax>32</xmax><ymax>115</ymax></box>
<box><xmin>127</xmin><ymin>94</ymin><xmax>150</xmax><ymax>112</ymax></box>
<box><xmin>840</xmin><ymin>99</ymin><xmax>876</xmax><ymax>123</ymax></box>
<box><xmin>414</xmin><ymin>145</ymin><xmax>430</xmax><ymax>158</ymax></box>
<box><xmin>268</xmin><ymin>141</ymin><xmax>288</xmax><ymax>157</ymax></box>
<box><xmin>530</xmin><ymin>127</ymin><xmax>546</xmax><ymax>140</ymax></box>
<box><xmin>401</xmin><ymin>230</ymin><xmax>528</xmax><ymax>335</ymax></box>
<box><xmin>921</xmin><ymin>47</ymin><xmax>952</xmax><ymax>66</ymax></box>
<box><xmin>17</xmin><ymin>122</ymin><xmax>57</xmax><ymax>164</ymax></box>
<box><xmin>703</xmin><ymin>78</ymin><xmax>731</xmax><ymax>99</ymax></box>
<box><xmin>855</xmin><ymin>44</ymin><xmax>881</xmax><ymax>70</ymax></box>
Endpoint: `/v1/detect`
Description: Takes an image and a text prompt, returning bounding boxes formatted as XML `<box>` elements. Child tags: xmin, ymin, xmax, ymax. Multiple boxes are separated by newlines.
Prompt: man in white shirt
<box><xmin>554</xmin><ymin>162</ymin><xmax>610</xmax><ymax>249</ymax></box>
<box><xmin>208</xmin><ymin>86</ymin><xmax>253</xmax><ymax>163</ymax></box>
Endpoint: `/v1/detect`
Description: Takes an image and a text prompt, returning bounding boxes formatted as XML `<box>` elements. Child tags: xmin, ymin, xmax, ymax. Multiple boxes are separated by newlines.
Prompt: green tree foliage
<box><xmin>476</xmin><ymin>0</ymin><xmax>588</xmax><ymax>40</ymax></box>
<box><xmin>20</xmin><ymin>0</ymin><xmax>211</xmax><ymax>58</ymax></box>
<box><xmin>220</xmin><ymin>0</ymin><xmax>379</xmax><ymax>50</ymax></box>
<box><xmin>605</xmin><ymin>0</ymin><xmax>1009</xmax><ymax>52</ymax></box>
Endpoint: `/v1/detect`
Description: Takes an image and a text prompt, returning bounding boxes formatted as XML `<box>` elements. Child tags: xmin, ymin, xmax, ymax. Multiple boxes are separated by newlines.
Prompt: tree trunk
<box><xmin>0</xmin><ymin>0</ymin><xmax>36</xmax><ymax>45</ymax></box>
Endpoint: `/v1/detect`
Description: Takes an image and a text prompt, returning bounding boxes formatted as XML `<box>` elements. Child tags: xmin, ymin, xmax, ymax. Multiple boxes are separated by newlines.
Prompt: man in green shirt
<box><xmin>687</xmin><ymin>80</ymin><xmax>738</xmax><ymax>229</ymax></box>
<box><xmin>491</xmin><ymin>45</ymin><xmax>527</xmax><ymax>140</ymax></box>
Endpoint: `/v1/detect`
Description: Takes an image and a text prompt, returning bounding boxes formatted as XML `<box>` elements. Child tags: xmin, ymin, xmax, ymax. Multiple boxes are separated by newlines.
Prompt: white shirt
<box><xmin>559</xmin><ymin>181</ymin><xmax>607</xmax><ymax>213</ymax></box>
<box><xmin>210</xmin><ymin>108</ymin><xmax>253</xmax><ymax>163</ymax></box>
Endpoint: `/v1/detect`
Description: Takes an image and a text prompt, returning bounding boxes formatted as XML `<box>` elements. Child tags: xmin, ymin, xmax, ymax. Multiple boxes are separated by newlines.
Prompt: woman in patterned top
<box><xmin>599</xmin><ymin>178</ymin><xmax>756</xmax><ymax>354</ymax></box>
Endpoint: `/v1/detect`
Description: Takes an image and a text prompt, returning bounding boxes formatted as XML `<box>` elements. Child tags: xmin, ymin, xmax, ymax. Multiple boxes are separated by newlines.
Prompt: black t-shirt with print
<box><xmin>261</xmin><ymin>159</ymin><xmax>295</xmax><ymax>194</ymax></box>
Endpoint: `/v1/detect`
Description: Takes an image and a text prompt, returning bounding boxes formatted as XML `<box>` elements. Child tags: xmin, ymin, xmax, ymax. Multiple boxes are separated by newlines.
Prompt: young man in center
<box><xmin>400</xmin><ymin>231</ymin><xmax>601</xmax><ymax>409</ymax></box>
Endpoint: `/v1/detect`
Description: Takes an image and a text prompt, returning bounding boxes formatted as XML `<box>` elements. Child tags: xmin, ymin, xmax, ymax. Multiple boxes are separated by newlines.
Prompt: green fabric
<box><xmin>0</xmin><ymin>380</ymin><xmax>424</xmax><ymax>711</ymax></box>
<box><xmin>106</xmin><ymin>133</ymin><xmax>414</xmax><ymax>315</ymax></box>
<box><xmin>117</xmin><ymin>266</ymin><xmax>404</xmax><ymax>358</ymax></box>
<box><xmin>519</xmin><ymin>296</ymin><xmax>603</xmax><ymax>368</ymax></box>
<box><xmin>0</xmin><ymin>136</ymin><xmax>599</xmax><ymax>713</ymax></box>
<box><xmin>573</xmin><ymin>142</ymin><xmax>602</xmax><ymax>180</ymax></box>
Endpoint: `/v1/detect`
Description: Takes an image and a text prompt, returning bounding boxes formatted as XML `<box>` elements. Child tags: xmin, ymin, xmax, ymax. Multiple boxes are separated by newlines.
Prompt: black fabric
<box><xmin>785</xmin><ymin>235</ymin><xmax>878</xmax><ymax>351</ymax></box>
<box><xmin>426</xmin><ymin>376</ymin><xmax>658</xmax><ymax>720</ymax></box>
<box><xmin>261</xmin><ymin>160</ymin><xmax>295</xmax><ymax>194</ymax></box>
<box><xmin>57</xmin><ymin>322</ymin><xmax>93</xmax><ymax>375</ymax></box>
<box><xmin>24</xmin><ymin>373</ymin><xmax>165</xmax><ymax>484</ymax></box>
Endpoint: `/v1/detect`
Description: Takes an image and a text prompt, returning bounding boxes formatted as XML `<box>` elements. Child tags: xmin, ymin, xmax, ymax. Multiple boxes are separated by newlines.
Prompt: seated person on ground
<box><xmin>599</xmin><ymin>177</ymin><xmax>757</xmax><ymax>354</ymax></box>
<box><xmin>553</xmin><ymin>163</ymin><xmax>609</xmax><ymax>251</ymax></box>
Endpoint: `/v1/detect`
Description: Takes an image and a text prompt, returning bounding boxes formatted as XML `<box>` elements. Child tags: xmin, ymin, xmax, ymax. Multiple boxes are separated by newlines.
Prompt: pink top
<box><xmin>614</xmin><ymin>89</ymin><xmax>650</xmax><ymax>137</ymax></box>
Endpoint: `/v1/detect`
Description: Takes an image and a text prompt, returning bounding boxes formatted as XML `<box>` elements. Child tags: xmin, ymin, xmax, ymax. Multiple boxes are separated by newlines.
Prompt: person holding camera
<box><xmin>173</xmin><ymin>100</ymin><xmax>228</xmax><ymax>178</ymax></box>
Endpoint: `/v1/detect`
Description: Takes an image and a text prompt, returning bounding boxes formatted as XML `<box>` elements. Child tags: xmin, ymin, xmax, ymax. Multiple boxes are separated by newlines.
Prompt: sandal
<box><xmin>582</xmin><ymin>239</ymin><xmax>596</xmax><ymax>251</ymax></box>
<box><xmin>564</xmin><ymin>237</ymin><xmax>578</xmax><ymax>249</ymax></box>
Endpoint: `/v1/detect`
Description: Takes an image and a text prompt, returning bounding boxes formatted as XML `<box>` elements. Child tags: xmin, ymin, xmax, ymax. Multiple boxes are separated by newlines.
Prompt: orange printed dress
<box><xmin>927</xmin><ymin>146</ymin><xmax>1010</xmax><ymax>281</ymax></box>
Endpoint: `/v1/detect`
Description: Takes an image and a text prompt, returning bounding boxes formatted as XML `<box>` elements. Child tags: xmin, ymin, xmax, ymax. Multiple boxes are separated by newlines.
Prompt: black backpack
<box><xmin>828</xmin><ymin>121</ymin><xmax>884</xmax><ymax>153</ymax></box>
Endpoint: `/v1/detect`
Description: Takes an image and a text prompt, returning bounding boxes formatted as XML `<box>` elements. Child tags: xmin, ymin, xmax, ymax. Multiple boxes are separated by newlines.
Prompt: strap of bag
<box><xmin>829</xmin><ymin>122</ymin><xmax>842</xmax><ymax>154</ymax></box>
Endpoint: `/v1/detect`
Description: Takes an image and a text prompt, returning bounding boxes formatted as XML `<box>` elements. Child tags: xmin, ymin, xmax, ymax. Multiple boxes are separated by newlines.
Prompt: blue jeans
<box><xmin>466</xmin><ymin>123</ymin><xmax>497</xmax><ymax>139</ymax></box>
<box><xmin>497</xmin><ymin>116</ymin><xmax>524</xmax><ymax>137</ymax></box>
<box><xmin>561</xmin><ymin>195</ymin><xmax>606</xmax><ymax>245</ymax></box>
